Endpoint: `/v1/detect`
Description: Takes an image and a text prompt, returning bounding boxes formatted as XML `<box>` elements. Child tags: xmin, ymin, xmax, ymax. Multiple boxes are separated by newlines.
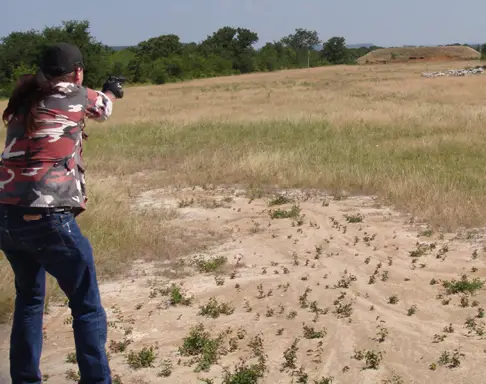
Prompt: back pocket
<box><xmin>14</xmin><ymin>218</ymin><xmax>69</xmax><ymax>253</ymax></box>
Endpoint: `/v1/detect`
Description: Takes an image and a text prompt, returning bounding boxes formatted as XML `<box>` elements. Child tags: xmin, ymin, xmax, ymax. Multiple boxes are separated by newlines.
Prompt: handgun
<box><xmin>106</xmin><ymin>75</ymin><xmax>127</xmax><ymax>84</ymax></box>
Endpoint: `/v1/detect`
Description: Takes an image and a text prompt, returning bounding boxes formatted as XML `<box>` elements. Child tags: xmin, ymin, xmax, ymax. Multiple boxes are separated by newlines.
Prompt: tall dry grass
<box><xmin>87</xmin><ymin>60</ymin><xmax>486</xmax><ymax>229</ymax></box>
<box><xmin>1</xmin><ymin>60</ymin><xmax>486</xmax><ymax>321</ymax></box>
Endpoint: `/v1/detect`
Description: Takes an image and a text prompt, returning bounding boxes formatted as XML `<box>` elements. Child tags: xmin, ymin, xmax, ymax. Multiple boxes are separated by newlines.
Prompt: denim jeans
<box><xmin>0</xmin><ymin>204</ymin><xmax>111</xmax><ymax>384</ymax></box>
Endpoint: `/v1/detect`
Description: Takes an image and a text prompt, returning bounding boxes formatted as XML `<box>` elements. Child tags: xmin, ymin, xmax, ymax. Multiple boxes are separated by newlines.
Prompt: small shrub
<box><xmin>443</xmin><ymin>275</ymin><xmax>484</xmax><ymax>295</ymax></box>
<box><xmin>179</xmin><ymin>323</ymin><xmax>224</xmax><ymax>372</ymax></box>
<box><xmin>353</xmin><ymin>348</ymin><xmax>384</xmax><ymax>370</ymax></box>
<box><xmin>158</xmin><ymin>359</ymin><xmax>173</xmax><ymax>377</ymax></box>
<box><xmin>199</xmin><ymin>297</ymin><xmax>235</xmax><ymax>318</ymax></box>
<box><xmin>302</xmin><ymin>323</ymin><xmax>327</xmax><ymax>339</ymax></box>
<box><xmin>161</xmin><ymin>284</ymin><xmax>193</xmax><ymax>306</ymax></box>
<box><xmin>269</xmin><ymin>205</ymin><xmax>301</xmax><ymax>219</ymax></box>
<box><xmin>193</xmin><ymin>255</ymin><xmax>228</xmax><ymax>273</ymax></box>
<box><xmin>407</xmin><ymin>305</ymin><xmax>417</xmax><ymax>316</ymax></box>
<box><xmin>65</xmin><ymin>369</ymin><xmax>80</xmax><ymax>381</ymax></box>
<box><xmin>109</xmin><ymin>339</ymin><xmax>132</xmax><ymax>353</ymax></box>
<box><xmin>222</xmin><ymin>358</ymin><xmax>264</xmax><ymax>384</ymax></box>
<box><xmin>344</xmin><ymin>213</ymin><xmax>364</xmax><ymax>223</ymax></box>
<box><xmin>437</xmin><ymin>348</ymin><xmax>465</xmax><ymax>368</ymax></box>
<box><xmin>281</xmin><ymin>338</ymin><xmax>299</xmax><ymax>371</ymax></box>
<box><xmin>65</xmin><ymin>351</ymin><xmax>77</xmax><ymax>364</ymax></box>
<box><xmin>314</xmin><ymin>378</ymin><xmax>334</xmax><ymax>384</ymax></box>
<box><xmin>126</xmin><ymin>346</ymin><xmax>157</xmax><ymax>369</ymax></box>
<box><xmin>268</xmin><ymin>195</ymin><xmax>293</xmax><ymax>206</ymax></box>
<box><xmin>178</xmin><ymin>198</ymin><xmax>195</xmax><ymax>208</ymax></box>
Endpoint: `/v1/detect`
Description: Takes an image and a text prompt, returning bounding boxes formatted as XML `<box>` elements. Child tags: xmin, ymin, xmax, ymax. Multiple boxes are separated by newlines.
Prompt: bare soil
<box><xmin>1</xmin><ymin>186</ymin><xmax>485</xmax><ymax>383</ymax></box>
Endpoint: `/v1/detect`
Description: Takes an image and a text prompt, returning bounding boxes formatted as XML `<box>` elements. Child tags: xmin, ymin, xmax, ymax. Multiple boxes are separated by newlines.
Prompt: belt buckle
<box><xmin>23</xmin><ymin>214</ymin><xmax>43</xmax><ymax>221</ymax></box>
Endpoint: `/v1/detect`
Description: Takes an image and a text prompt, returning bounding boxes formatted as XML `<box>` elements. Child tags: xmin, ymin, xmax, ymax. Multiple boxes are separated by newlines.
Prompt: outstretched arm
<box><xmin>85</xmin><ymin>88</ymin><xmax>114</xmax><ymax>122</ymax></box>
<box><xmin>85</xmin><ymin>77</ymin><xmax>124</xmax><ymax>122</ymax></box>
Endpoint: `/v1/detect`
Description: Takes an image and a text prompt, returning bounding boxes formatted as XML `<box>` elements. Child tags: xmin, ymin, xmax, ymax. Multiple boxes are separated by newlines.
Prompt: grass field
<box><xmin>1</xmin><ymin>61</ymin><xmax>486</xmax><ymax>383</ymax></box>
<box><xmin>87</xmin><ymin>60</ymin><xmax>486</xmax><ymax>230</ymax></box>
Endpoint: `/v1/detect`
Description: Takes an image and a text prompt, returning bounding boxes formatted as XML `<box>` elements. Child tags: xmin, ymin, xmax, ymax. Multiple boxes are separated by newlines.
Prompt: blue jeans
<box><xmin>0</xmin><ymin>204</ymin><xmax>111</xmax><ymax>384</ymax></box>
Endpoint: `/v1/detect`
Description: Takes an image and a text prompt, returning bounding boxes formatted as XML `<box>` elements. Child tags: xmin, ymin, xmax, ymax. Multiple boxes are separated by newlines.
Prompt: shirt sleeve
<box><xmin>85</xmin><ymin>88</ymin><xmax>113</xmax><ymax>122</ymax></box>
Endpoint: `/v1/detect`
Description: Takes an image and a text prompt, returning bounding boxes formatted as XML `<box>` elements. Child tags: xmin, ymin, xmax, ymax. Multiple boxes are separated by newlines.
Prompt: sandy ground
<box><xmin>1</xmin><ymin>187</ymin><xmax>485</xmax><ymax>384</ymax></box>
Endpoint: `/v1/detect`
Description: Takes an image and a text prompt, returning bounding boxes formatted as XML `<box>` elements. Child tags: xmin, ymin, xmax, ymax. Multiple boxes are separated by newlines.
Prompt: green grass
<box><xmin>85</xmin><ymin>118</ymin><xmax>486</xmax><ymax>231</ymax></box>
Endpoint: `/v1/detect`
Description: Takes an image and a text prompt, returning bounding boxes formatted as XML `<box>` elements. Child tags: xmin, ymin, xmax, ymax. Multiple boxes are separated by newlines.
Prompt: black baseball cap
<box><xmin>39</xmin><ymin>42</ymin><xmax>85</xmax><ymax>78</ymax></box>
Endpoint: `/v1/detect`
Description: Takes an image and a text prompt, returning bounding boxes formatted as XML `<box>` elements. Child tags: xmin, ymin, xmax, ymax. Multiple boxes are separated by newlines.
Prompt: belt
<box><xmin>43</xmin><ymin>207</ymin><xmax>74</xmax><ymax>213</ymax></box>
<box><xmin>0</xmin><ymin>204</ymin><xmax>74</xmax><ymax>215</ymax></box>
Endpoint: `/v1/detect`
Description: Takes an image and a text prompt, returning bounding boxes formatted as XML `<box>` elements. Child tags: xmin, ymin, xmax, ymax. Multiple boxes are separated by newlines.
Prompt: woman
<box><xmin>0</xmin><ymin>42</ymin><xmax>124</xmax><ymax>384</ymax></box>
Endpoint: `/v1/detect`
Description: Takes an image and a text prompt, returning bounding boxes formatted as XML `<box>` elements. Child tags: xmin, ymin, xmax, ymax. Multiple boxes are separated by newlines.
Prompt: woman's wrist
<box><xmin>103</xmin><ymin>90</ymin><xmax>116</xmax><ymax>102</ymax></box>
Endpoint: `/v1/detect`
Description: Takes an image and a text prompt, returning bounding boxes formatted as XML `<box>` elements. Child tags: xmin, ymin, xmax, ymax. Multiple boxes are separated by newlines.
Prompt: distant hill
<box><xmin>347</xmin><ymin>43</ymin><xmax>376</xmax><ymax>49</ymax></box>
<box><xmin>110</xmin><ymin>46</ymin><xmax>132</xmax><ymax>51</ymax></box>
<box><xmin>357</xmin><ymin>45</ymin><xmax>481</xmax><ymax>64</ymax></box>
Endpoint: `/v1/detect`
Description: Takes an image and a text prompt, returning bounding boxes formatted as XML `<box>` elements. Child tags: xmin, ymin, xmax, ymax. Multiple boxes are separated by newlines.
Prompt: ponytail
<box><xmin>2</xmin><ymin>71</ymin><xmax>57</xmax><ymax>133</ymax></box>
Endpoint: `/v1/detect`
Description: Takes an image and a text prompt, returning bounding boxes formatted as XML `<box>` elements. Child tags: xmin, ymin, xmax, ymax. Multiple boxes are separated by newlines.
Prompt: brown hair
<box><xmin>2</xmin><ymin>71</ymin><xmax>72</xmax><ymax>133</ymax></box>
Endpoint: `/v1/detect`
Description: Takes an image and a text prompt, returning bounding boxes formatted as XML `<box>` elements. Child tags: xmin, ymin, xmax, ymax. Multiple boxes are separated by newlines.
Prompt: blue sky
<box><xmin>2</xmin><ymin>0</ymin><xmax>485</xmax><ymax>47</ymax></box>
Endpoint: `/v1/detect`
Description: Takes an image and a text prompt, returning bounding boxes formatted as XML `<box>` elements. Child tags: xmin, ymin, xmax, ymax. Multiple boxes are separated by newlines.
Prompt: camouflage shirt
<box><xmin>0</xmin><ymin>82</ymin><xmax>112</xmax><ymax>213</ymax></box>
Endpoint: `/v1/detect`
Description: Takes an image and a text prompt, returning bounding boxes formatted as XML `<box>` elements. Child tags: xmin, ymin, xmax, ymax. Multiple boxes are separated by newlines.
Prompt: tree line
<box><xmin>0</xmin><ymin>20</ymin><xmax>383</xmax><ymax>96</ymax></box>
<box><xmin>2</xmin><ymin>20</ymin><xmax>485</xmax><ymax>97</ymax></box>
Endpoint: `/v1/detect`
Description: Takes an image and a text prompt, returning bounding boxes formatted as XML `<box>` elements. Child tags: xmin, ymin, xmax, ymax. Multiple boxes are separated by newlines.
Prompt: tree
<box><xmin>42</xmin><ymin>20</ymin><xmax>113</xmax><ymax>87</ymax></box>
<box><xmin>128</xmin><ymin>34</ymin><xmax>184</xmax><ymax>81</ymax></box>
<box><xmin>199</xmin><ymin>26</ymin><xmax>259</xmax><ymax>73</ymax></box>
<box><xmin>280</xmin><ymin>28</ymin><xmax>320</xmax><ymax>50</ymax></box>
<box><xmin>135</xmin><ymin>34</ymin><xmax>183</xmax><ymax>60</ymax></box>
<box><xmin>0</xmin><ymin>20</ymin><xmax>112</xmax><ymax>94</ymax></box>
<box><xmin>280</xmin><ymin>28</ymin><xmax>320</xmax><ymax>67</ymax></box>
<box><xmin>322</xmin><ymin>36</ymin><xmax>348</xmax><ymax>64</ymax></box>
<box><xmin>480</xmin><ymin>43</ymin><xmax>486</xmax><ymax>59</ymax></box>
<box><xmin>0</xmin><ymin>30</ymin><xmax>45</xmax><ymax>86</ymax></box>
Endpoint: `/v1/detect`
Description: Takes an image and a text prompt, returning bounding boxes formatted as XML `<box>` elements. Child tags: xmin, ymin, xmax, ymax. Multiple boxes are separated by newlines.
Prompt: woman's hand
<box><xmin>101</xmin><ymin>77</ymin><xmax>124</xmax><ymax>99</ymax></box>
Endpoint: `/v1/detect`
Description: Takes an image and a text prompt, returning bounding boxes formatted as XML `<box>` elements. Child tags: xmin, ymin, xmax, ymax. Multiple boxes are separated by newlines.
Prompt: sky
<box><xmin>2</xmin><ymin>0</ymin><xmax>485</xmax><ymax>48</ymax></box>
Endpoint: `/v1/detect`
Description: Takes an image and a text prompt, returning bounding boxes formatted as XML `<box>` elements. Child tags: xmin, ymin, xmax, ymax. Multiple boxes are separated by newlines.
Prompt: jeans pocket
<box><xmin>13</xmin><ymin>218</ymin><xmax>70</xmax><ymax>253</ymax></box>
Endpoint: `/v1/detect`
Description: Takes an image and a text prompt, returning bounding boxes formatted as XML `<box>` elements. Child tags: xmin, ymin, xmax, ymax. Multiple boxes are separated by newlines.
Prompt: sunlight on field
<box><xmin>88</xmin><ymin>60</ymin><xmax>486</xmax><ymax>230</ymax></box>
<box><xmin>1</xmin><ymin>62</ymin><xmax>486</xmax><ymax>383</ymax></box>
<box><xmin>2</xmin><ymin>61</ymin><xmax>486</xmax><ymax>319</ymax></box>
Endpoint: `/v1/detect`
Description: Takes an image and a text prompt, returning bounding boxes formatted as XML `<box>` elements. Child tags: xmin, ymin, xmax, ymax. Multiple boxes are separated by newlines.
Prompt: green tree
<box><xmin>200</xmin><ymin>26</ymin><xmax>259</xmax><ymax>73</ymax></box>
<box><xmin>0</xmin><ymin>20</ymin><xmax>111</xmax><ymax>94</ymax></box>
<box><xmin>280</xmin><ymin>28</ymin><xmax>320</xmax><ymax>50</ymax></box>
<box><xmin>109</xmin><ymin>48</ymin><xmax>137</xmax><ymax>81</ymax></box>
<box><xmin>480</xmin><ymin>43</ymin><xmax>486</xmax><ymax>60</ymax></box>
<box><xmin>322</xmin><ymin>36</ymin><xmax>348</xmax><ymax>64</ymax></box>
<box><xmin>0</xmin><ymin>30</ymin><xmax>46</xmax><ymax>90</ymax></box>
<box><xmin>1</xmin><ymin>20</ymin><xmax>382</xmax><ymax>94</ymax></box>
<box><xmin>128</xmin><ymin>34</ymin><xmax>184</xmax><ymax>82</ymax></box>
<box><xmin>42</xmin><ymin>20</ymin><xmax>113</xmax><ymax>87</ymax></box>
<box><xmin>136</xmin><ymin>34</ymin><xmax>183</xmax><ymax>60</ymax></box>
<box><xmin>280</xmin><ymin>28</ymin><xmax>321</xmax><ymax>67</ymax></box>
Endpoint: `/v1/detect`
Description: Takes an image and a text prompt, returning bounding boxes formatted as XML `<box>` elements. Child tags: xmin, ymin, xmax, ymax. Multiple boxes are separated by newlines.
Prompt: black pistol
<box><xmin>107</xmin><ymin>75</ymin><xmax>127</xmax><ymax>84</ymax></box>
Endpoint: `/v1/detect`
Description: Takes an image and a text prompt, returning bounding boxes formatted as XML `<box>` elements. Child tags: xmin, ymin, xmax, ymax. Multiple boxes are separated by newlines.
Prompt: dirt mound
<box><xmin>2</xmin><ymin>186</ymin><xmax>485</xmax><ymax>383</ymax></box>
<box><xmin>357</xmin><ymin>46</ymin><xmax>481</xmax><ymax>64</ymax></box>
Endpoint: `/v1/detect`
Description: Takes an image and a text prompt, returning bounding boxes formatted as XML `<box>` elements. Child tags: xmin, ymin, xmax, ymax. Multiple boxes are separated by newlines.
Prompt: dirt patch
<box><xmin>1</xmin><ymin>187</ymin><xmax>485</xmax><ymax>383</ymax></box>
